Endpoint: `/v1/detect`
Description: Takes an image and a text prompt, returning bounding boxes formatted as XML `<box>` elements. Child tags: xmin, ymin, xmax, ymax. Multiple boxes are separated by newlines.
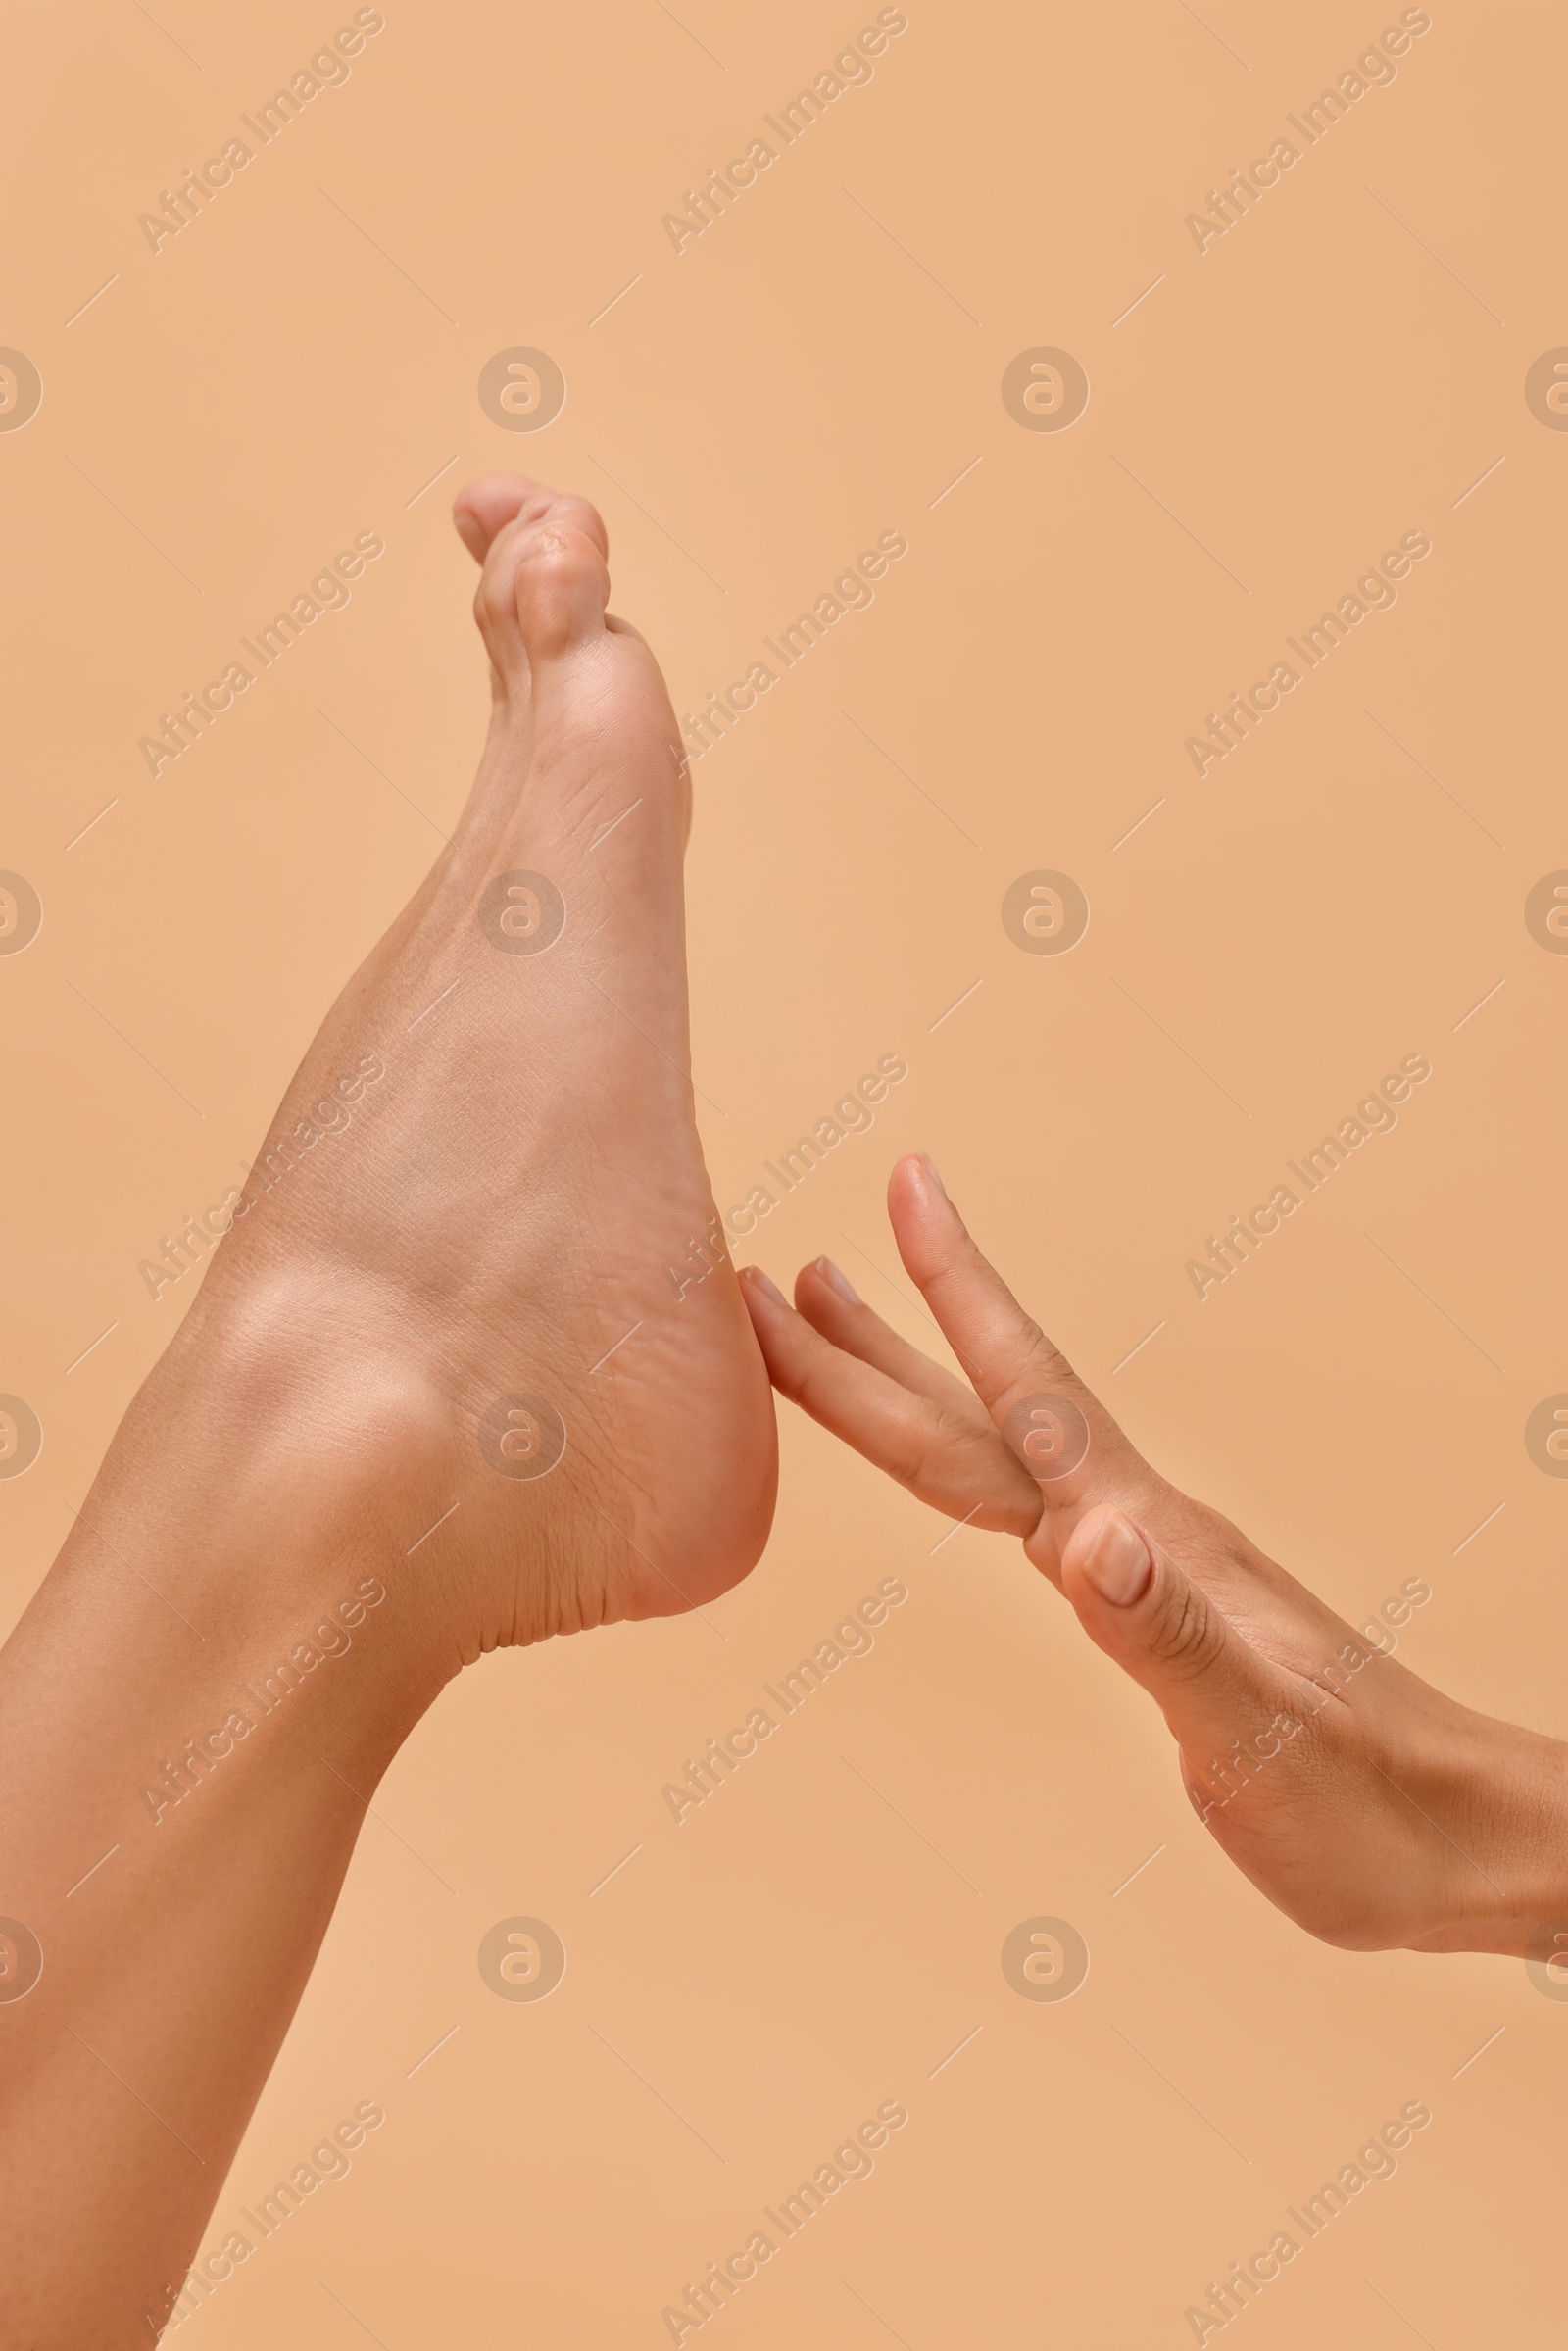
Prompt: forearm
<box><xmin>0</xmin><ymin>1303</ymin><xmax>447</xmax><ymax>2346</ymax></box>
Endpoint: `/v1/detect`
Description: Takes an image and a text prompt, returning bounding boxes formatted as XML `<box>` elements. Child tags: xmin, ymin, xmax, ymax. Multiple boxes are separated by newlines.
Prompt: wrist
<box><xmin>1474</xmin><ymin>1720</ymin><xmax>1568</xmax><ymax>1960</ymax></box>
<box><xmin>1414</xmin><ymin>1710</ymin><xmax>1568</xmax><ymax>1957</ymax></box>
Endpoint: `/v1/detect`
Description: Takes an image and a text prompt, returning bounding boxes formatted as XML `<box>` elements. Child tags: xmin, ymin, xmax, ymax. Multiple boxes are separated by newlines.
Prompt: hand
<box><xmin>739</xmin><ymin>1152</ymin><xmax>1568</xmax><ymax>1957</ymax></box>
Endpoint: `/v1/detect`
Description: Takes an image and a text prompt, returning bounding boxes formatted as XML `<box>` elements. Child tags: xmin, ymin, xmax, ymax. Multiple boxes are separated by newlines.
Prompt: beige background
<box><xmin>5</xmin><ymin>0</ymin><xmax>1567</xmax><ymax>2340</ymax></box>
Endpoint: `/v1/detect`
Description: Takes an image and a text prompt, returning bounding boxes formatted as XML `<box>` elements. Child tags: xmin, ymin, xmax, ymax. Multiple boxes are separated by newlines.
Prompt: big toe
<box><xmin>510</xmin><ymin>519</ymin><xmax>612</xmax><ymax>664</ymax></box>
<box><xmin>474</xmin><ymin>491</ymin><xmax>612</xmax><ymax>688</ymax></box>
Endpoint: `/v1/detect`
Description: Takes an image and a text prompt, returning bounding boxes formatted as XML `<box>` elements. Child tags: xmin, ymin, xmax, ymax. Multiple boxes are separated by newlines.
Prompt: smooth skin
<box><xmin>5</xmin><ymin>473</ymin><xmax>1564</xmax><ymax>2347</ymax></box>
<box><xmin>738</xmin><ymin>1152</ymin><xmax>1568</xmax><ymax>1959</ymax></box>
<box><xmin>0</xmin><ymin>474</ymin><xmax>776</xmax><ymax>2345</ymax></box>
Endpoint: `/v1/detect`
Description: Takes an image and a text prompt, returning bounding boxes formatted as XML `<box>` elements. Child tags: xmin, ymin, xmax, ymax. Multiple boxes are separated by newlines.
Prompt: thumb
<box><xmin>1060</xmin><ymin>1504</ymin><xmax>1307</xmax><ymax>1806</ymax></box>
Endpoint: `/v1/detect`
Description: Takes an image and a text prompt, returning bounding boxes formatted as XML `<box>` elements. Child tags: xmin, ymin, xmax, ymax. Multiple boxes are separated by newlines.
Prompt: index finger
<box><xmin>887</xmin><ymin>1154</ymin><xmax>1160</xmax><ymax>1520</ymax></box>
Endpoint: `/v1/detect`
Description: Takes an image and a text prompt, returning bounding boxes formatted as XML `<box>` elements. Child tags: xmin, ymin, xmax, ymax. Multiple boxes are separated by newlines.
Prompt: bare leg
<box><xmin>0</xmin><ymin>476</ymin><xmax>776</xmax><ymax>2344</ymax></box>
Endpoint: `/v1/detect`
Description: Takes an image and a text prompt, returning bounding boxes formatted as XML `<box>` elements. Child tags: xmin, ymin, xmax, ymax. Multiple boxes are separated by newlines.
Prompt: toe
<box><xmin>471</xmin><ymin>491</ymin><xmax>612</xmax><ymax>687</ymax></box>
<box><xmin>453</xmin><ymin>474</ymin><xmax>533</xmax><ymax>563</ymax></box>
<box><xmin>455</xmin><ymin>479</ymin><xmax>682</xmax><ymax>882</ymax></box>
<box><xmin>454</xmin><ymin>475</ymin><xmax>610</xmax><ymax>566</ymax></box>
<box><xmin>510</xmin><ymin>520</ymin><xmax>612</xmax><ymax>662</ymax></box>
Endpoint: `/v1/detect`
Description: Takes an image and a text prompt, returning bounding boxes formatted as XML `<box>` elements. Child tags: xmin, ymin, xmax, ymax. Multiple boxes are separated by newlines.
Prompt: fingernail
<box><xmin>1082</xmin><ymin>1513</ymin><xmax>1152</xmax><ymax>1607</ymax></box>
<box><xmin>742</xmin><ymin>1265</ymin><xmax>787</xmax><ymax>1306</ymax></box>
<box><xmin>919</xmin><ymin>1153</ymin><xmax>947</xmax><ymax>1196</ymax></box>
<box><xmin>816</xmin><ymin>1255</ymin><xmax>858</xmax><ymax>1303</ymax></box>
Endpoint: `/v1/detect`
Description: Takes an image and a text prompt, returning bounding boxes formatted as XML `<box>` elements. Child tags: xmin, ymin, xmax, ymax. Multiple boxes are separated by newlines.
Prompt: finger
<box><xmin>1060</xmin><ymin>1505</ymin><xmax>1312</xmax><ymax>1798</ymax></box>
<box><xmin>793</xmin><ymin>1256</ymin><xmax>990</xmax><ymax>1422</ymax></box>
<box><xmin>887</xmin><ymin>1154</ymin><xmax>1164</xmax><ymax>1534</ymax></box>
<box><xmin>738</xmin><ymin>1268</ymin><xmax>1041</xmax><ymax>1535</ymax></box>
<box><xmin>888</xmin><ymin>1152</ymin><xmax>1103</xmax><ymax>1423</ymax></box>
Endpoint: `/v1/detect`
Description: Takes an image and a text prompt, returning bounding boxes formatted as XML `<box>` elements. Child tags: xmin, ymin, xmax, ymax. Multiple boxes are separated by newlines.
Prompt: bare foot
<box><xmin>739</xmin><ymin>1155</ymin><xmax>1568</xmax><ymax>1958</ymax></box>
<box><xmin>0</xmin><ymin>475</ymin><xmax>781</xmax><ymax>2343</ymax></box>
<box><xmin>159</xmin><ymin>471</ymin><xmax>777</xmax><ymax>1663</ymax></box>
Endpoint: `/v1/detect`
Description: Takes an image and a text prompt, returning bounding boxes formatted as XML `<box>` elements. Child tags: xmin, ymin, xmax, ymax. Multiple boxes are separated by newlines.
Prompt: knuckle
<box><xmin>901</xmin><ymin>1405</ymin><xmax>976</xmax><ymax>1497</ymax></box>
<box><xmin>1006</xmin><ymin>1301</ymin><xmax>1047</xmax><ymax>1354</ymax></box>
<box><xmin>782</xmin><ymin>1354</ymin><xmax>825</xmax><ymax>1414</ymax></box>
<box><xmin>515</xmin><ymin>523</ymin><xmax>573</xmax><ymax>568</ymax></box>
<box><xmin>1145</xmin><ymin>1579</ymin><xmax>1225</xmax><ymax>1681</ymax></box>
<box><xmin>1011</xmin><ymin>1310</ymin><xmax>1092</xmax><ymax>1400</ymax></box>
<box><xmin>901</xmin><ymin>1431</ymin><xmax>951</xmax><ymax>1495</ymax></box>
<box><xmin>1029</xmin><ymin>1328</ymin><xmax>1078</xmax><ymax>1387</ymax></box>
